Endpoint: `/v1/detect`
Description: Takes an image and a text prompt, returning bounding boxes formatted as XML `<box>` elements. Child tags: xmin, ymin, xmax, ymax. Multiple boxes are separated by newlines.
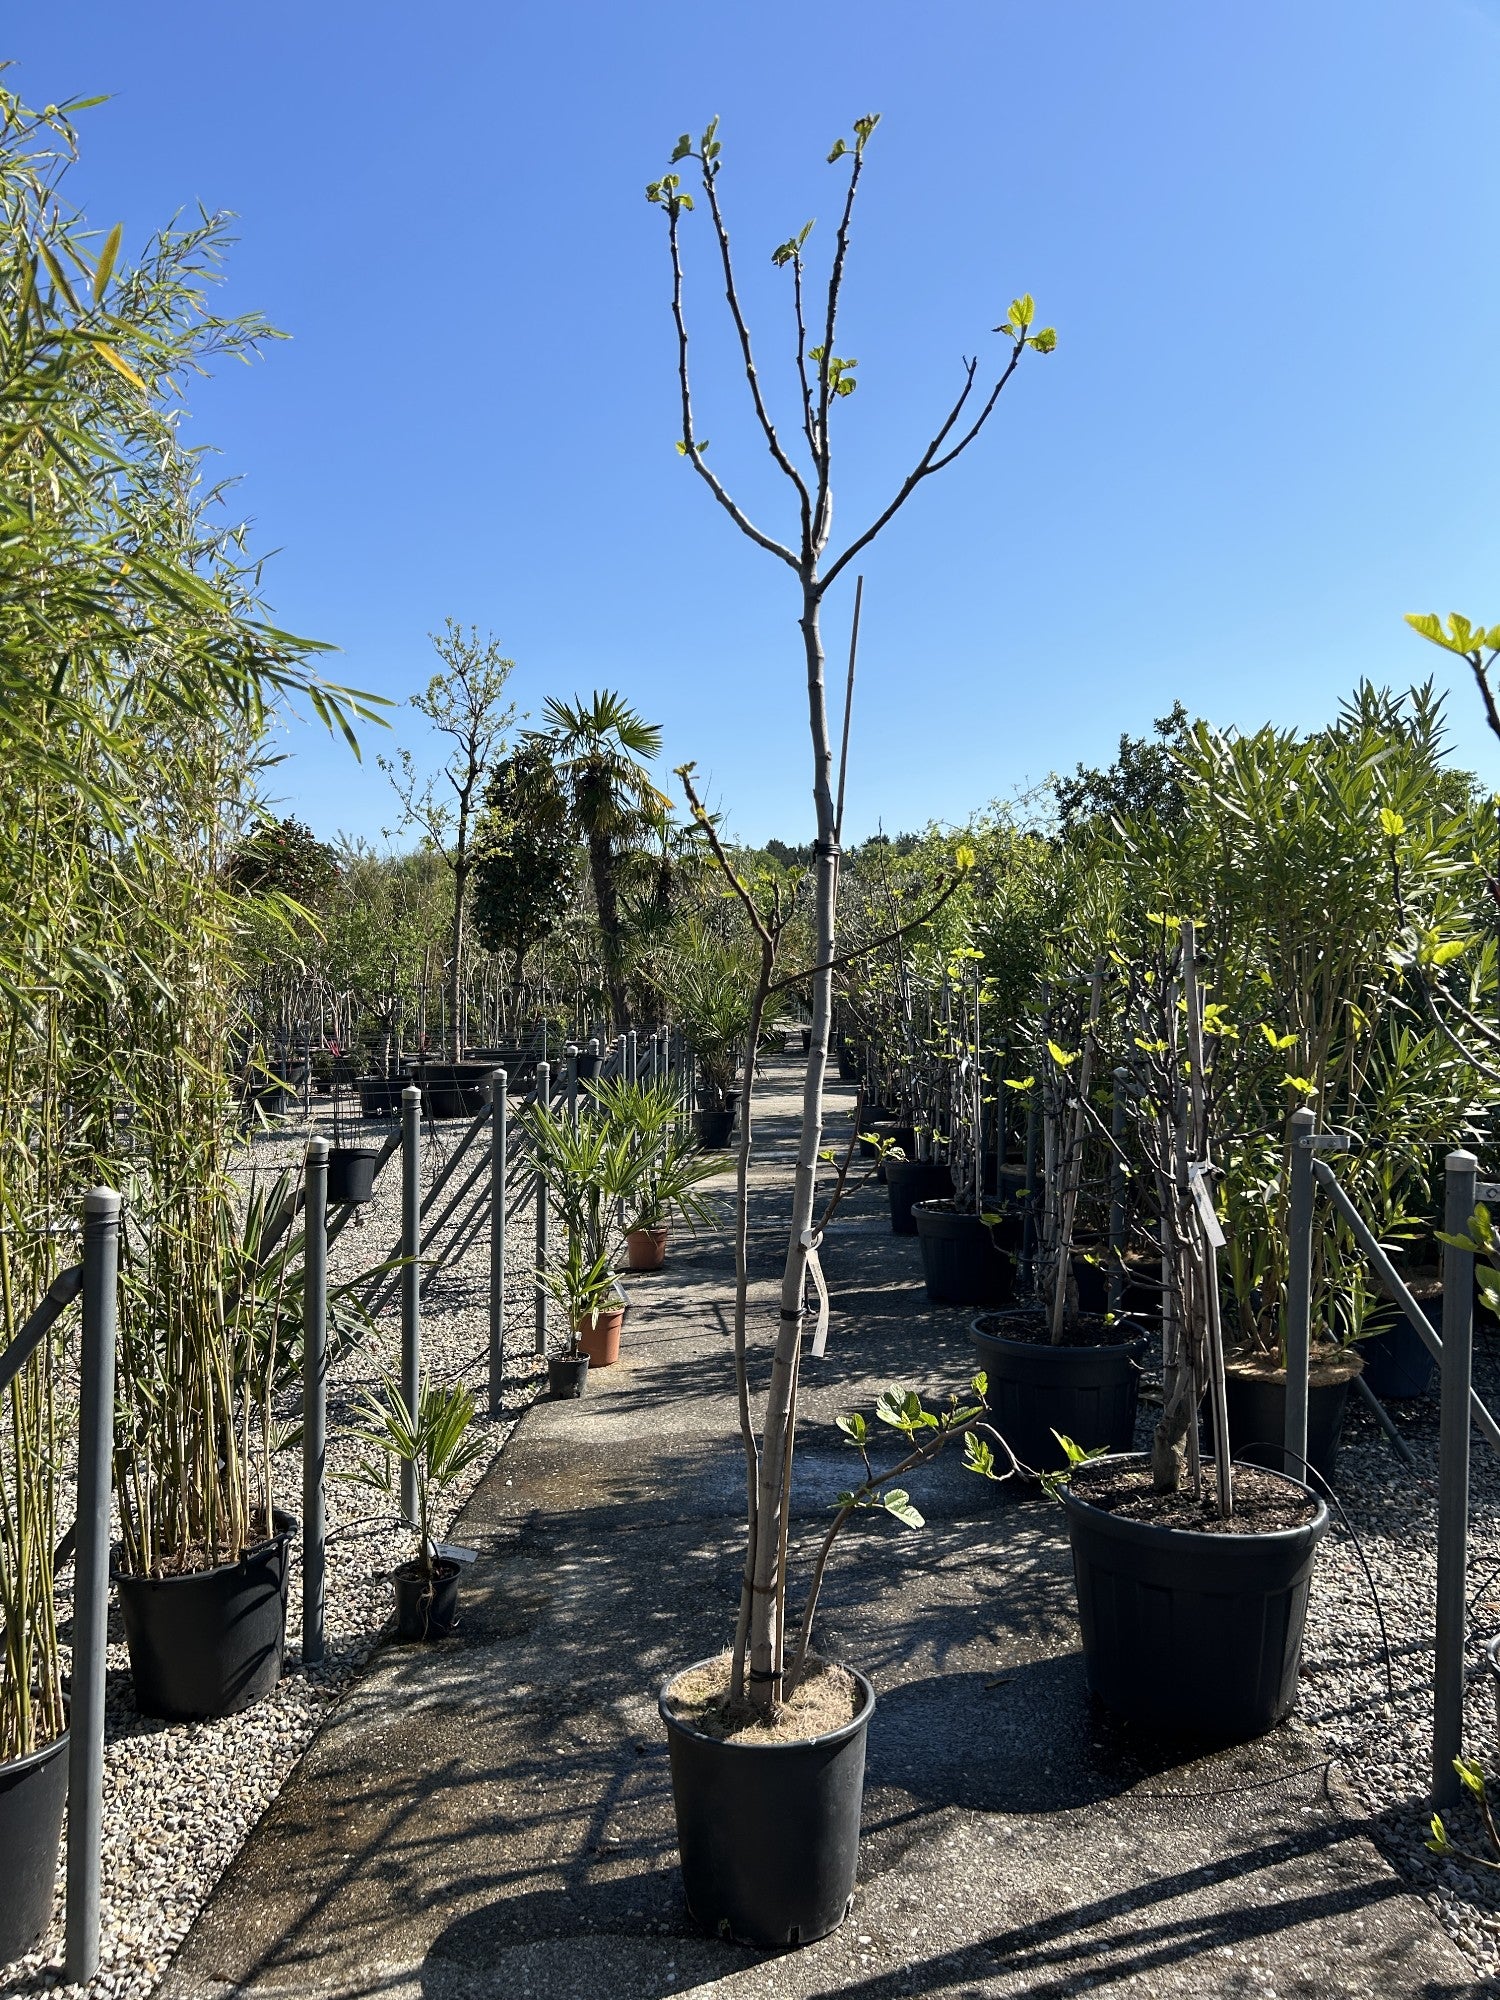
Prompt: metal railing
<box><xmin>1284</xmin><ymin>1108</ymin><xmax>1493</xmax><ymax>1808</ymax></box>
<box><xmin>0</xmin><ymin>1188</ymin><xmax>119</xmax><ymax>1983</ymax></box>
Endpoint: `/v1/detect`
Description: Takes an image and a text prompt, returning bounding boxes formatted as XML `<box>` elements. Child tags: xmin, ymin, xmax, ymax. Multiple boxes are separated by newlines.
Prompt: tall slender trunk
<box><xmin>446</xmin><ymin>856</ymin><xmax>469</xmax><ymax>1061</ymax></box>
<box><xmin>588</xmin><ymin>831</ymin><xmax>632</xmax><ymax>1031</ymax></box>
<box><xmin>747</xmin><ymin>578</ymin><xmax>836</xmax><ymax>1711</ymax></box>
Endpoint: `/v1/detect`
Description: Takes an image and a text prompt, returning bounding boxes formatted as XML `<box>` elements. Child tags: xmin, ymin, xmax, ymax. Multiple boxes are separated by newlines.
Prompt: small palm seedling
<box><xmin>344</xmin><ymin>1371</ymin><xmax>488</xmax><ymax>1640</ymax></box>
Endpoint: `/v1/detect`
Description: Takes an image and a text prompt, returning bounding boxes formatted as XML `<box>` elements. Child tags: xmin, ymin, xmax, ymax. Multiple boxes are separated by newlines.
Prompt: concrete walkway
<box><xmin>163</xmin><ymin>1058</ymin><xmax>1477</xmax><ymax>2000</ymax></box>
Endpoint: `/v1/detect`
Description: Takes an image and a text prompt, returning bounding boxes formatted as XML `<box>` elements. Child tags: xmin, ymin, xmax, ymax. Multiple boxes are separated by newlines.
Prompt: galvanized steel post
<box><xmin>400</xmin><ymin>1085</ymin><xmax>422</xmax><ymax>1524</ymax></box>
<box><xmin>535</xmin><ymin>1060</ymin><xmax>550</xmax><ymax>1357</ymax></box>
<box><xmin>1434</xmin><ymin>1148</ymin><xmax>1478</xmax><ymax>1806</ymax></box>
<box><xmin>66</xmin><ymin>1187</ymin><xmax>120</xmax><ymax>1984</ymax></box>
<box><xmin>302</xmin><ymin>1136</ymin><xmax>329</xmax><ymax>1665</ymax></box>
<box><xmin>489</xmin><ymin>1067</ymin><xmax>508</xmax><ymax>1415</ymax></box>
<box><xmin>1284</xmin><ymin>1107</ymin><xmax>1317</xmax><ymax>1476</ymax></box>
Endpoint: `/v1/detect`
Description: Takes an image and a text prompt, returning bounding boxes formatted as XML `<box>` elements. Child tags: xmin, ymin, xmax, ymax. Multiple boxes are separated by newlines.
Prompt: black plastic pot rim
<box><xmin>1062</xmin><ymin>1452</ymin><xmax>1328</xmax><ymax>1550</ymax></box>
<box><xmin>113</xmin><ymin>1509</ymin><xmax>297</xmax><ymax>1586</ymax></box>
<box><xmin>0</xmin><ymin>1727</ymin><xmax>69</xmax><ymax>1781</ymax></box>
<box><xmin>658</xmin><ymin>1656</ymin><xmax>875</xmax><ymax>1756</ymax></box>
<box><xmin>395</xmin><ymin>1557</ymin><xmax>461</xmax><ymax>1584</ymax></box>
<box><xmin>971</xmin><ymin>1316</ymin><xmax>1145</xmax><ymax>1355</ymax></box>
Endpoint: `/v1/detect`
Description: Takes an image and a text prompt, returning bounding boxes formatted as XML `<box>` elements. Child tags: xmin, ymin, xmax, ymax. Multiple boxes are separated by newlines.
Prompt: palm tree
<box><xmin>528</xmin><ymin>692</ymin><xmax>667</xmax><ymax>1030</ymax></box>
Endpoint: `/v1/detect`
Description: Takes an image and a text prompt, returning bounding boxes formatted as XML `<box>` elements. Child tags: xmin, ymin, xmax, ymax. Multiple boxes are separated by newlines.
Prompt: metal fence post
<box><xmin>535</xmin><ymin>1060</ymin><xmax>550</xmax><ymax>1357</ymax></box>
<box><xmin>65</xmin><ymin>1187</ymin><xmax>119</xmax><ymax>1985</ymax></box>
<box><xmin>627</xmin><ymin>1029</ymin><xmax>638</xmax><ymax>1084</ymax></box>
<box><xmin>1284</xmin><ymin>1107</ymin><xmax>1317</xmax><ymax>1476</ymax></box>
<box><xmin>1434</xmin><ymin>1147</ymin><xmax>1479</xmax><ymax>1806</ymax></box>
<box><xmin>302</xmin><ymin>1137</ymin><xmax>329</xmax><ymax>1666</ymax></box>
<box><xmin>565</xmin><ymin>1044</ymin><xmax>579</xmax><ymax>1129</ymax></box>
<box><xmin>489</xmin><ymin>1067</ymin><xmax>508</xmax><ymax>1416</ymax></box>
<box><xmin>400</xmin><ymin>1085</ymin><xmax>422</xmax><ymax>1525</ymax></box>
<box><xmin>1108</xmin><ymin>1067</ymin><xmax>1129</xmax><ymax>1318</ymax></box>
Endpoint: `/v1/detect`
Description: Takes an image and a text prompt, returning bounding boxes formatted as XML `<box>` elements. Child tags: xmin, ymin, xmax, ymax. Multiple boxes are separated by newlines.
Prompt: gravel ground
<box><xmin>11</xmin><ymin>1091</ymin><xmax>1500</xmax><ymax>1996</ymax></box>
<box><xmin>1285</xmin><ymin>1330</ymin><xmax>1500</xmax><ymax>1988</ymax></box>
<box><xmin>9</xmin><ymin>1098</ymin><xmax>551</xmax><ymax>2000</ymax></box>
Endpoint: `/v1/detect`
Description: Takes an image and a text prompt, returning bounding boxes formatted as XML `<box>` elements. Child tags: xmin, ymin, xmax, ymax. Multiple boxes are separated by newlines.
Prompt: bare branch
<box><xmin>812</xmin><ymin>147</ymin><xmax>866</xmax><ymax>551</ymax></box>
<box><xmin>792</xmin><ymin>252</ymin><xmax>816</xmax><ymax>459</ymax></box>
<box><xmin>821</xmin><ymin>339</ymin><xmax>1026</xmax><ymax>593</ymax></box>
<box><xmin>663</xmin><ymin>199</ymin><xmax>800</xmax><ymax>572</ymax></box>
<box><xmin>768</xmin><ymin>866</ymin><xmax>967</xmax><ymax>995</ymax></box>
<box><xmin>695</xmin><ymin>155</ymin><xmax>812</xmax><ymax>534</ymax></box>
<box><xmin>676</xmin><ymin>762</ymin><xmax>778</xmax><ymax>949</ymax></box>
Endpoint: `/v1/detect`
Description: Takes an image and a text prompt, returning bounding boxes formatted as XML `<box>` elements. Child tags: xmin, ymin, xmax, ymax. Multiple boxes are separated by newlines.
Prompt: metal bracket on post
<box><xmin>489</xmin><ymin>1068</ymin><xmax>508</xmax><ymax>1416</ymax></box>
<box><xmin>302</xmin><ymin>1137</ymin><xmax>329</xmax><ymax>1667</ymax></box>
<box><xmin>400</xmin><ymin>1085</ymin><xmax>422</xmax><ymax>1525</ymax></box>
<box><xmin>534</xmin><ymin>1060</ymin><xmax>550</xmax><ymax>1358</ymax></box>
<box><xmin>1434</xmin><ymin>1148</ymin><xmax>1478</xmax><ymax>1807</ymax></box>
<box><xmin>66</xmin><ymin>1187</ymin><xmax>119</xmax><ymax>1986</ymax></box>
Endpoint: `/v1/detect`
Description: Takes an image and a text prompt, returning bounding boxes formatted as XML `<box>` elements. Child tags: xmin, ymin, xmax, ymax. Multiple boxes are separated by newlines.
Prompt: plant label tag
<box><xmin>1188</xmin><ymin>1167</ymin><xmax>1226</xmax><ymax>1250</ymax></box>
<box><xmin>804</xmin><ymin>1231</ymin><xmax>831</xmax><ymax>1357</ymax></box>
<box><xmin>432</xmin><ymin>1542</ymin><xmax>479</xmax><ymax>1565</ymax></box>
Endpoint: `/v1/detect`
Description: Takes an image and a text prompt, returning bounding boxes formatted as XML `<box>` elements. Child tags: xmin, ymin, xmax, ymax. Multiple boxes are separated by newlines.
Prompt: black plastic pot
<box><xmin>801</xmin><ymin>1028</ymin><xmax>812</xmax><ymax>1054</ymax></box>
<box><xmin>886</xmin><ymin>1157</ymin><xmax>954</xmax><ymax>1234</ymax></box>
<box><xmin>418</xmin><ymin>1063</ymin><xmax>491</xmax><ymax>1120</ymax></box>
<box><xmin>548</xmin><ymin>1352</ymin><xmax>591</xmax><ymax>1399</ymax></box>
<box><xmin>971</xmin><ymin>1316</ymin><xmax>1145</xmax><ymax>1470</ymax></box>
<box><xmin>1360</xmin><ymin>1294</ymin><xmax>1439</xmax><ymax>1400</ymax></box>
<box><xmin>116</xmin><ymin>1510</ymin><xmax>295</xmax><ymax>1720</ymax></box>
<box><xmin>1063</xmin><ymin>1455</ymin><xmax>1328</xmax><ymax>1739</ymax></box>
<box><xmin>836</xmin><ymin>1047</ymin><xmax>861</xmax><ymax>1084</ymax></box>
<box><xmin>574</xmin><ymin>1050</ymin><xmax>601</xmax><ymax>1081</ymax></box>
<box><xmin>357</xmin><ymin>1074</ymin><xmax>403</xmax><ymax>1119</ymax></box>
<box><xmin>1222</xmin><ymin>1365</ymin><xmax>1358</xmax><ymax>1486</ymax></box>
<box><xmin>394</xmin><ymin>1558</ymin><xmax>461</xmax><ymax>1642</ymax></box>
<box><xmin>912</xmin><ymin>1202</ymin><xmax>1017</xmax><ymax>1308</ymax></box>
<box><xmin>0</xmin><ymin>1731</ymin><xmax>68</xmax><ymax>1963</ymax></box>
<box><xmin>660</xmin><ymin>1659</ymin><xmax>874</xmax><ymax>1947</ymax></box>
<box><xmin>695</xmin><ymin>1107</ymin><xmax>736</xmax><ymax>1149</ymax></box>
<box><xmin>326</xmin><ymin>1145</ymin><xmax>379</xmax><ymax>1206</ymax></box>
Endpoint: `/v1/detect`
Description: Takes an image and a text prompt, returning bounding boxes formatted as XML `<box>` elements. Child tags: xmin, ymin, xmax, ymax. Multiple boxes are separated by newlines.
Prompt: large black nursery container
<box><xmin>694</xmin><ymin>1107</ymin><xmax>736</xmax><ymax>1149</ymax></box>
<box><xmin>1222</xmin><ymin>1358</ymin><xmax>1361</xmax><ymax>1486</ymax></box>
<box><xmin>886</xmin><ymin>1156</ymin><xmax>953</xmax><ymax>1234</ymax></box>
<box><xmin>660</xmin><ymin>1661</ymin><xmax>874</xmax><ymax>1947</ymax></box>
<box><xmin>0</xmin><ymin>1731</ymin><xmax>68</xmax><ymax>1963</ymax></box>
<box><xmin>912</xmin><ymin>1201</ymin><xmax>1017</xmax><ymax>1308</ymax></box>
<box><xmin>117</xmin><ymin>1509</ymin><xmax>296</xmax><ymax>1721</ymax></box>
<box><xmin>970</xmin><ymin>1314</ymin><xmax>1145</xmax><ymax>1470</ymax></box>
<box><xmin>1063</xmin><ymin>1456</ymin><xmax>1327</xmax><ymax>1740</ymax></box>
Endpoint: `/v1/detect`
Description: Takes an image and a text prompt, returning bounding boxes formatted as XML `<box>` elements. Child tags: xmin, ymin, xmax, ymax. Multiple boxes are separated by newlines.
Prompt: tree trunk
<box><xmin>588</xmin><ymin>830</ymin><xmax>632</xmax><ymax>1031</ymax></box>
<box><xmin>447</xmin><ymin>858</ymin><xmax>469</xmax><ymax>1061</ymax></box>
<box><xmin>746</xmin><ymin>579</ymin><xmax>836</xmax><ymax>1712</ymax></box>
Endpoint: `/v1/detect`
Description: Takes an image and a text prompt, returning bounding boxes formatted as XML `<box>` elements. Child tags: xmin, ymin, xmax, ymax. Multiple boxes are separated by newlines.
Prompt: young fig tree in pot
<box><xmin>911</xmin><ymin>955</ymin><xmax>1017</xmax><ymax>1307</ymax></box>
<box><xmin>647</xmin><ymin>111</ymin><xmax>1052</xmax><ymax>1945</ymax></box>
<box><xmin>1056</xmin><ymin>921</ymin><xmax>1330</xmax><ymax>1742</ymax></box>
<box><xmin>972</xmin><ymin>961</ymin><xmax>1148</xmax><ymax>1471</ymax></box>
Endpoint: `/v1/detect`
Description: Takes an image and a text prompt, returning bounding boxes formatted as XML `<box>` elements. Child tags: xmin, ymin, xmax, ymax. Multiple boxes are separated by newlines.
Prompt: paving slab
<box><xmin>160</xmin><ymin>1058</ymin><xmax>1478</xmax><ymax>2000</ymax></box>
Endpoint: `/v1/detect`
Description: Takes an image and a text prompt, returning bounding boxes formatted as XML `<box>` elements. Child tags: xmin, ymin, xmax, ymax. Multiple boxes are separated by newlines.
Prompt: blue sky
<box><xmin>16</xmin><ymin>1</ymin><xmax>1500</xmax><ymax>845</ymax></box>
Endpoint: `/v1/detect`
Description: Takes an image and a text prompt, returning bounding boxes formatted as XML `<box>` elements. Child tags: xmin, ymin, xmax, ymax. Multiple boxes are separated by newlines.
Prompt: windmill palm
<box><xmin>529</xmin><ymin>692</ymin><xmax>668</xmax><ymax>1030</ymax></box>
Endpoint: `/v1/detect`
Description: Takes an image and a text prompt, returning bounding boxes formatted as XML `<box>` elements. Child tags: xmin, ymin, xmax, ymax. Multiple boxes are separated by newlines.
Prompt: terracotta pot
<box><xmin>577</xmin><ymin>1307</ymin><xmax>624</xmax><ymax>1366</ymax></box>
<box><xmin>627</xmin><ymin>1225</ymin><xmax>669</xmax><ymax>1272</ymax></box>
